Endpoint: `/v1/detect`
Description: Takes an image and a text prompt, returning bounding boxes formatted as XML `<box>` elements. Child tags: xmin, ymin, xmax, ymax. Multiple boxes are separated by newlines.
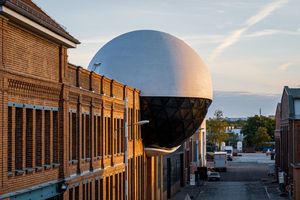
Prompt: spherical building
<box><xmin>88</xmin><ymin>30</ymin><xmax>212</xmax><ymax>155</ymax></box>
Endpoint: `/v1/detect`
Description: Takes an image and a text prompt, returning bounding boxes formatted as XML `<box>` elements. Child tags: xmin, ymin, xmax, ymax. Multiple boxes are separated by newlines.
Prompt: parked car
<box><xmin>227</xmin><ymin>155</ymin><xmax>233</xmax><ymax>161</ymax></box>
<box><xmin>208</xmin><ymin>171</ymin><xmax>221</xmax><ymax>181</ymax></box>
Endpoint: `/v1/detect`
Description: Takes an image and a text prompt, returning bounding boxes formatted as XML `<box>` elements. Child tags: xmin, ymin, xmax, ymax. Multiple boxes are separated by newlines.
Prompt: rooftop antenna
<box><xmin>92</xmin><ymin>62</ymin><xmax>101</xmax><ymax>72</ymax></box>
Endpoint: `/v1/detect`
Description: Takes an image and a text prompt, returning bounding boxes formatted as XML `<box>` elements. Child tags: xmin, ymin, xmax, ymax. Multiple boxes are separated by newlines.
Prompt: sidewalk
<box><xmin>262</xmin><ymin>177</ymin><xmax>289</xmax><ymax>200</ymax></box>
<box><xmin>171</xmin><ymin>184</ymin><xmax>202</xmax><ymax>200</ymax></box>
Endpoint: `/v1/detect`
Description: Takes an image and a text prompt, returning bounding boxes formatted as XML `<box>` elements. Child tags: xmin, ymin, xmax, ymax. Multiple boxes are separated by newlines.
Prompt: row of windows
<box><xmin>67</xmin><ymin>156</ymin><xmax>145</xmax><ymax>200</ymax></box>
<box><xmin>6</xmin><ymin>105</ymin><xmax>141</xmax><ymax>175</ymax></box>
<box><xmin>7</xmin><ymin>106</ymin><xmax>59</xmax><ymax>175</ymax></box>
<box><xmin>68</xmin><ymin>172</ymin><xmax>125</xmax><ymax>200</ymax></box>
<box><xmin>68</xmin><ymin>109</ymin><xmax>141</xmax><ymax>162</ymax></box>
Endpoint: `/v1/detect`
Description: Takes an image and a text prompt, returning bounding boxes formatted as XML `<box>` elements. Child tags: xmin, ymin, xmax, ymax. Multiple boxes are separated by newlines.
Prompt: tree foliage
<box><xmin>241</xmin><ymin>115</ymin><xmax>275</xmax><ymax>148</ymax></box>
<box><xmin>207</xmin><ymin>110</ymin><xmax>229</xmax><ymax>150</ymax></box>
<box><xmin>225</xmin><ymin>133</ymin><xmax>239</xmax><ymax>148</ymax></box>
<box><xmin>253</xmin><ymin>127</ymin><xmax>271</xmax><ymax>147</ymax></box>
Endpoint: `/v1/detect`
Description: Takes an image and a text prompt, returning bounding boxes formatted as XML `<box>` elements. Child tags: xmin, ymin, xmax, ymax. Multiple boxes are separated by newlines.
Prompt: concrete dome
<box><xmin>88</xmin><ymin>30</ymin><xmax>212</xmax><ymax>100</ymax></box>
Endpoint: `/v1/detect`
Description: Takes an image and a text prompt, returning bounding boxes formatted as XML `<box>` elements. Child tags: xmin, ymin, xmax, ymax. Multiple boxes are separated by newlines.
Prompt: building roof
<box><xmin>0</xmin><ymin>0</ymin><xmax>80</xmax><ymax>44</ymax></box>
<box><xmin>284</xmin><ymin>86</ymin><xmax>300</xmax><ymax>98</ymax></box>
<box><xmin>88</xmin><ymin>30</ymin><xmax>213</xmax><ymax>99</ymax></box>
<box><xmin>282</xmin><ymin>86</ymin><xmax>300</xmax><ymax>119</ymax></box>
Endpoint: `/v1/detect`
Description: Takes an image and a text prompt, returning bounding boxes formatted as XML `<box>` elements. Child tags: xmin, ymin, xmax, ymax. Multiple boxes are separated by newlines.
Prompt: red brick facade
<box><xmin>275</xmin><ymin>86</ymin><xmax>300</xmax><ymax>199</ymax></box>
<box><xmin>0</xmin><ymin>1</ymin><xmax>147</xmax><ymax>198</ymax></box>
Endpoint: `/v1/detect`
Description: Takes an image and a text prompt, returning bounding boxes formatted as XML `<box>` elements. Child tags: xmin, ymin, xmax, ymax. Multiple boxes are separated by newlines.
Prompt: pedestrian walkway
<box><xmin>263</xmin><ymin>177</ymin><xmax>289</xmax><ymax>200</ymax></box>
<box><xmin>171</xmin><ymin>185</ymin><xmax>202</xmax><ymax>200</ymax></box>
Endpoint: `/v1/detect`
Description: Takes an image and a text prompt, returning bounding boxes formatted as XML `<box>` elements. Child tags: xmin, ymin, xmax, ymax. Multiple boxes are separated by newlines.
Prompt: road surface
<box><xmin>195</xmin><ymin>153</ymin><xmax>287</xmax><ymax>200</ymax></box>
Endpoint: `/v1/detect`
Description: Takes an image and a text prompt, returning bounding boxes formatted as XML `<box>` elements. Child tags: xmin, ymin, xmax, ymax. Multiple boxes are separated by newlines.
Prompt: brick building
<box><xmin>275</xmin><ymin>86</ymin><xmax>300</xmax><ymax>199</ymax></box>
<box><xmin>0</xmin><ymin>0</ymin><xmax>210</xmax><ymax>199</ymax></box>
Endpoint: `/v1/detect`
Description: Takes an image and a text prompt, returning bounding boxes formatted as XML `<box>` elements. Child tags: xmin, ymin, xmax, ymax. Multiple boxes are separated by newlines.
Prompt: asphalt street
<box><xmin>195</xmin><ymin>153</ymin><xmax>288</xmax><ymax>200</ymax></box>
<box><xmin>172</xmin><ymin>153</ymin><xmax>288</xmax><ymax>200</ymax></box>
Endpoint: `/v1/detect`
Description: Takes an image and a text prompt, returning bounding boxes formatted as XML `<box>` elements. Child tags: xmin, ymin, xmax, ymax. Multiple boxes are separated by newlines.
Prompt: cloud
<box><xmin>279</xmin><ymin>62</ymin><xmax>293</xmax><ymax>71</ymax></box>
<box><xmin>245</xmin><ymin>29</ymin><xmax>300</xmax><ymax>38</ymax></box>
<box><xmin>208</xmin><ymin>0</ymin><xmax>289</xmax><ymax>62</ymax></box>
<box><xmin>245</xmin><ymin>29</ymin><xmax>280</xmax><ymax>37</ymax></box>
<box><xmin>181</xmin><ymin>34</ymin><xmax>224</xmax><ymax>45</ymax></box>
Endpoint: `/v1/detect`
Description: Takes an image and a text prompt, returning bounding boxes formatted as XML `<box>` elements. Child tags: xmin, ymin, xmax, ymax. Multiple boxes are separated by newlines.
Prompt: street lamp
<box><xmin>122</xmin><ymin>98</ymin><xmax>149</xmax><ymax>200</ymax></box>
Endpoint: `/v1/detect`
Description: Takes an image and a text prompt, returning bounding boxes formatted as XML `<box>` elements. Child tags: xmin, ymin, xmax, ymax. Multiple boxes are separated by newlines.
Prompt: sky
<box><xmin>34</xmin><ymin>0</ymin><xmax>300</xmax><ymax>117</ymax></box>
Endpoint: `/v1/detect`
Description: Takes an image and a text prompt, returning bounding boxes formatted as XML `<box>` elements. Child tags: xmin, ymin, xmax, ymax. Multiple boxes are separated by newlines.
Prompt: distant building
<box><xmin>225</xmin><ymin>117</ymin><xmax>247</xmax><ymax>122</ymax></box>
<box><xmin>225</xmin><ymin>126</ymin><xmax>244</xmax><ymax>142</ymax></box>
<box><xmin>275</xmin><ymin>86</ymin><xmax>300</xmax><ymax>199</ymax></box>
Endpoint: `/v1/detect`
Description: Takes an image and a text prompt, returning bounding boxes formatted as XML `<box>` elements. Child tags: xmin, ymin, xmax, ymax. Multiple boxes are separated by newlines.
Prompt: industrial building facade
<box><xmin>0</xmin><ymin>0</ymin><xmax>208</xmax><ymax>199</ymax></box>
<box><xmin>275</xmin><ymin>86</ymin><xmax>300</xmax><ymax>200</ymax></box>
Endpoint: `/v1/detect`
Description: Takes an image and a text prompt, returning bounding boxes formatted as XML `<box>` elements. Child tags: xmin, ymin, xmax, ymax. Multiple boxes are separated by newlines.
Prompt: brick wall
<box><xmin>6</xmin><ymin>23</ymin><xmax>60</xmax><ymax>81</ymax></box>
<box><xmin>0</xmin><ymin>5</ymin><xmax>147</xmax><ymax>200</ymax></box>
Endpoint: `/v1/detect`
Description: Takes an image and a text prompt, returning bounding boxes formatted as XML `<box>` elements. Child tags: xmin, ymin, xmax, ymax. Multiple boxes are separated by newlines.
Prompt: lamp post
<box><xmin>123</xmin><ymin>97</ymin><xmax>149</xmax><ymax>200</ymax></box>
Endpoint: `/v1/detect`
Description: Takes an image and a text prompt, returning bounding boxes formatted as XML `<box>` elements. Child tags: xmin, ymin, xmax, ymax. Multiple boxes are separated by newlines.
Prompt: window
<box><xmin>75</xmin><ymin>186</ymin><xmax>79</xmax><ymax>200</ymax></box>
<box><xmin>82</xmin><ymin>183</ymin><xmax>86</xmax><ymax>200</ymax></box>
<box><xmin>114</xmin><ymin>118</ymin><xmax>117</xmax><ymax>154</ymax></box>
<box><xmin>128</xmin><ymin>109</ymin><xmax>131</xmax><ymax>140</ymax></box>
<box><xmin>69</xmin><ymin>188</ymin><xmax>73</xmax><ymax>200</ymax></box>
<box><xmin>72</xmin><ymin>113</ymin><xmax>77</xmax><ymax>160</ymax></box>
<box><xmin>294</xmin><ymin>99</ymin><xmax>300</xmax><ymax>116</ymax></box>
<box><xmin>82</xmin><ymin>114</ymin><xmax>85</xmax><ymax>159</ymax></box>
<box><xmin>104</xmin><ymin>117</ymin><xmax>107</xmax><ymax>156</ymax></box>
<box><xmin>116</xmin><ymin>118</ymin><xmax>120</xmax><ymax>154</ymax></box>
<box><xmin>15</xmin><ymin>107</ymin><xmax>23</xmax><ymax>170</ymax></box>
<box><xmin>97</xmin><ymin>116</ymin><xmax>101</xmax><ymax>157</ymax></box>
<box><xmin>108</xmin><ymin>117</ymin><xmax>111</xmax><ymax>155</ymax></box>
<box><xmin>100</xmin><ymin>179</ymin><xmax>104</xmax><ymax>200</ymax></box>
<box><xmin>115</xmin><ymin>174</ymin><xmax>118</xmax><ymax>200</ymax></box>
<box><xmin>8</xmin><ymin>107</ymin><xmax>12</xmax><ymax>172</ymax></box>
<box><xmin>95</xmin><ymin>179</ymin><xmax>99</xmax><ymax>200</ymax></box>
<box><xmin>53</xmin><ymin>111</ymin><xmax>59</xmax><ymax>163</ymax></box>
<box><xmin>94</xmin><ymin>116</ymin><xmax>97</xmax><ymax>158</ymax></box>
<box><xmin>36</xmin><ymin>110</ymin><xmax>42</xmax><ymax>167</ymax></box>
<box><xmin>44</xmin><ymin>110</ymin><xmax>50</xmax><ymax>165</ymax></box>
<box><xmin>26</xmin><ymin>109</ymin><xmax>33</xmax><ymax>168</ymax></box>
<box><xmin>85</xmin><ymin>114</ymin><xmax>90</xmax><ymax>159</ymax></box>
<box><xmin>120</xmin><ymin>119</ymin><xmax>125</xmax><ymax>152</ymax></box>
<box><xmin>110</xmin><ymin>176</ymin><xmax>113</xmax><ymax>200</ymax></box>
<box><xmin>106</xmin><ymin>177</ymin><xmax>109</xmax><ymax>199</ymax></box>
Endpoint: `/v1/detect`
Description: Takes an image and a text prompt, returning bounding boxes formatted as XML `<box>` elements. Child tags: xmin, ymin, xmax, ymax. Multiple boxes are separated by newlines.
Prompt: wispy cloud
<box><xmin>208</xmin><ymin>0</ymin><xmax>289</xmax><ymax>62</ymax></box>
<box><xmin>181</xmin><ymin>34</ymin><xmax>224</xmax><ymax>45</ymax></box>
<box><xmin>245</xmin><ymin>29</ymin><xmax>300</xmax><ymax>38</ymax></box>
<box><xmin>279</xmin><ymin>62</ymin><xmax>293</xmax><ymax>71</ymax></box>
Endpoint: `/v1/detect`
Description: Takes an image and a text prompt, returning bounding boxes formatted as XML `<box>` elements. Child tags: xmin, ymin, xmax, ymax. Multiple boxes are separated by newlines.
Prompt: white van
<box><xmin>214</xmin><ymin>152</ymin><xmax>227</xmax><ymax>172</ymax></box>
<box><xmin>224</xmin><ymin>146</ymin><xmax>233</xmax><ymax>157</ymax></box>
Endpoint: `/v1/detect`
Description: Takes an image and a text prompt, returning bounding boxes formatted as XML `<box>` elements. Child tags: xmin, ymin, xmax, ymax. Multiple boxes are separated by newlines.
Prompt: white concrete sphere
<box><xmin>88</xmin><ymin>30</ymin><xmax>212</xmax><ymax>99</ymax></box>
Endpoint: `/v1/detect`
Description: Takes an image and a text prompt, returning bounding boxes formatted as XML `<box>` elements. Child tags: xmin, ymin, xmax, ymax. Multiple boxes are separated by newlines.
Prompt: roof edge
<box><xmin>2</xmin><ymin>0</ymin><xmax>80</xmax><ymax>45</ymax></box>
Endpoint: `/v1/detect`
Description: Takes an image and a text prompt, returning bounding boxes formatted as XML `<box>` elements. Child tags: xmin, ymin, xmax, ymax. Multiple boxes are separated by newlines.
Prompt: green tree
<box><xmin>241</xmin><ymin>115</ymin><xmax>275</xmax><ymax>148</ymax></box>
<box><xmin>225</xmin><ymin>133</ymin><xmax>239</xmax><ymax>148</ymax></box>
<box><xmin>253</xmin><ymin>127</ymin><xmax>271</xmax><ymax>148</ymax></box>
<box><xmin>207</xmin><ymin>110</ymin><xmax>229</xmax><ymax>150</ymax></box>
